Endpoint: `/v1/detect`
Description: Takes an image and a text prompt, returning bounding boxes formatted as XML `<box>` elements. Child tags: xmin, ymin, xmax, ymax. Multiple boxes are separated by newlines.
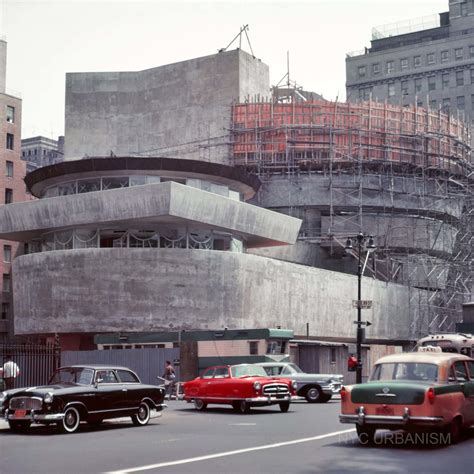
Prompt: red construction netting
<box><xmin>231</xmin><ymin>100</ymin><xmax>471</xmax><ymax>176</ymax></box>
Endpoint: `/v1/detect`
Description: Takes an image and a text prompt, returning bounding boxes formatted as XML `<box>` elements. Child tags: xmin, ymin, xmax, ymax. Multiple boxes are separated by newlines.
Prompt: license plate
<box><xmin>376</xmin><ymin>406</ymin><xmax>394</xmax><ymax>416</ymax></box>
<box><xmin>14</xmin><ymin>410</ymin><xmax>27</xmax><ymax>418</ymax></box>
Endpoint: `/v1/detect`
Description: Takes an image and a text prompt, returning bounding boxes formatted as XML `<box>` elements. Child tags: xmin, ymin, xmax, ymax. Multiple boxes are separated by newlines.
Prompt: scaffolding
<box><xmin>231</xmin><ymin>99</ymin><xmax>473</xmax><ymax>335</ymax></box>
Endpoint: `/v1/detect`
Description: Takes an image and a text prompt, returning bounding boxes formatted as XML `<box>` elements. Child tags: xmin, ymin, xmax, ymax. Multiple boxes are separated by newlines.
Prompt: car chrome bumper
<box><xmin>339</xmin><ymin>407</ymin><xmax>444</xmax><ymax>426</ymax></box>
<box><xmin>5</xmin><ymin>409</ymin><xmax>64</xmax><ymax>422</ymax></box>
<box><xmin>322</xmin><ymin>384</ymin><xmax>341</xmax><ymax>395</ymax></box>
<box><xmin>244</xmin><ymin>395</ymin><xmax>293</xmax><ymax>403</ymax></box>
<box><xmin>155</xmin><ymin>403</ymin><xmax>167</xmax><ymax>411</ymax></box>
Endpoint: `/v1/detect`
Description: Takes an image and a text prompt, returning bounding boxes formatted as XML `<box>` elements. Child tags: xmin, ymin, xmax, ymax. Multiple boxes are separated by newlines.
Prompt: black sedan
<box><xmin>0</xmin><ymin>365</ymin><xmax>166</xmax><ymax>433</ymax></box>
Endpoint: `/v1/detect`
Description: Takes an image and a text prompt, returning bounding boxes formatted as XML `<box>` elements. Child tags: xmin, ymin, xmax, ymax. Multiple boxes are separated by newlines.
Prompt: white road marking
<box><xmin>228</xmin><ymin>423</ymin><xmax>257</xmax><ymax>426</ymax></box>
<box><xmin>105</xmin><ymin>428</ymin><xmax>356</xmax><ymax>473</ymax></box>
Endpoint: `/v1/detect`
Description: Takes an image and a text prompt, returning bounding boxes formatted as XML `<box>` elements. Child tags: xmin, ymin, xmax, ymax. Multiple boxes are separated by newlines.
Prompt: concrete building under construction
<box><xmin>0</xmin><ymin>48</ymin><xmax>472</xmax><ymax>349</ymax></box>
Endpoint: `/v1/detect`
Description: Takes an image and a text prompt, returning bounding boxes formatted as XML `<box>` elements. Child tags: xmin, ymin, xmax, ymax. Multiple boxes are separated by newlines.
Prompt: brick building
<box><xmin>0</xmin><ymin>39</ymin><xmax>27</xmax><ymax>340</ymax></box>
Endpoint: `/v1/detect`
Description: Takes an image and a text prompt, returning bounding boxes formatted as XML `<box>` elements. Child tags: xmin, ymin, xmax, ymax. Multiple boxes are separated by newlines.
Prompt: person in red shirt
<box><xmin>347</xmin><ymin>353</ymin><xmax>358</xmax><ymax>372</ymax></box>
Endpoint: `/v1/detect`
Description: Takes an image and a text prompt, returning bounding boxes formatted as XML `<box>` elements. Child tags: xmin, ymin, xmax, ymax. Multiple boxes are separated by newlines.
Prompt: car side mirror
<box><xmin>95</xmin><ymin>378</ymin><xmax>103</xmax><ymax>388</ymax></box>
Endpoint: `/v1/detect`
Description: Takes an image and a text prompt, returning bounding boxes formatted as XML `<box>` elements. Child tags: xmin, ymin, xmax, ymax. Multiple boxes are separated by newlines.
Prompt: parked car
<box><xmin>183</xmin><ymin>364</ymin><xmax>298</xmax><ymax>413</ymax></box>
<box><xmin>339</xmin><ymin>349</ymin><xmax>474</xmax><ymax>444</ymax></box>
<box><xmin>0</xmin><ymin>364</ymin><xmax>167</xmax><ymax>433</ymax></box>
<box><xmin>256</xmin><ymin>362</ymin><xmax>343</xmax><ymax>403</ymax></box>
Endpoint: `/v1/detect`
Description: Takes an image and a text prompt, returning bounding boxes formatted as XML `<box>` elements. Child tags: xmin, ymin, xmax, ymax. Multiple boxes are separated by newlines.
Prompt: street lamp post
<box><xmin>345</xmin><ymin>232</ymin><xmax>376</xmax><ymax>384</ymax></box>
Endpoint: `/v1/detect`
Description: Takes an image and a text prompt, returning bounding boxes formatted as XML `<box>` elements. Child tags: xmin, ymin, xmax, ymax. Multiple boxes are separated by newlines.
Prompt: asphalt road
<box><xmin>1</xmin><ymin>399</ymin><xmax>473</xmax><ymax>474</ymax></box>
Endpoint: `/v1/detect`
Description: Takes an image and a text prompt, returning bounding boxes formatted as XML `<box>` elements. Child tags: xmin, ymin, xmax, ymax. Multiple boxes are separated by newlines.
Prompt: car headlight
<box><xmin>253</xmin><ymin>381</ymin><xmax>261</xmax><ymax>391</ymax></box>
<box><xmin>43</xmin><ymin>392</ymin><xmax>53</xmax><ymax>404</ymax></box>
<box><xmin>291</xmin><ymin>380</ymin><xmax>298</xmax><ymax>390</ymax></box>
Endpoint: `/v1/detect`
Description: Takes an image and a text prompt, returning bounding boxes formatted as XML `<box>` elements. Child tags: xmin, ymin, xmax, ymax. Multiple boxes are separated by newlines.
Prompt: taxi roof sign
<box><xmin>418</xmin><ymin>345</ymin><xmax>442</xmax><ymax>353</ymax></box>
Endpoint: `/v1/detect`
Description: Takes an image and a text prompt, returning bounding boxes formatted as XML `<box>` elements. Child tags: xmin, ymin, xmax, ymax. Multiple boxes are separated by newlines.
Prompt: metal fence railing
<box><xmin>1</xmin><ymin>343</ymin><xmax>61</xmax><ymax>390</ymax></box>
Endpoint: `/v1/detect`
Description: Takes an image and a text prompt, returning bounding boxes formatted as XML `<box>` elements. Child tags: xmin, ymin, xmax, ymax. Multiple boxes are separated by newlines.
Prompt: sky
<box><xmin>1</xmin><ymin>0</ymin><xmax>448</xmax><ymax>139</ymax></box>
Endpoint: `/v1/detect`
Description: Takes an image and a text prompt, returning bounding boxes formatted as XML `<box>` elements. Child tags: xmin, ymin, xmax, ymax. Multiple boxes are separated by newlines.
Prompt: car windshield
<box><xmin>231</xmin><ymin>365</ymin><xmax>268</xmax><ymax>378</ymax></box>
<box><xmin>49</xmin><ymin>367</ymin><xmax>94</xmax><ymax>385</ymax></box>
<box><xmin>281</xmin><ymin>363</ymin><xmax>304</xmax><ymax>375</ymax></box>
<box><xmin>371</xmin><ymin>363</ymin><xmax>438</xmax><ymax>382</ymax></box>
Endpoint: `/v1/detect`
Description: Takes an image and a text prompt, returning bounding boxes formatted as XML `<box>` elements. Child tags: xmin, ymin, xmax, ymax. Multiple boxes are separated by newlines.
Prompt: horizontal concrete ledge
<box><xmin>0</xmin><ymin>182</ymin><xmax>301</xmax><ymax>247</ymax></box>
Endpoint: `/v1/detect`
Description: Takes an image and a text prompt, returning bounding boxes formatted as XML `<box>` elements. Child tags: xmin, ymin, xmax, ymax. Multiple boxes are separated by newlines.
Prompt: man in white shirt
<box><xmin>3</xmin><ymin>354</ymin><xmax>19</xmax><ymax>390</ymax></box>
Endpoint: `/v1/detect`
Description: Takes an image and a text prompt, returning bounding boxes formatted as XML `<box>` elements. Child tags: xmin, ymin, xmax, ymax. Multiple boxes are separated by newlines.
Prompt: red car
<box><xmin>183</xmin><ymin>364</ymin><xmax>297</xmax><ymax>413</ymax></box>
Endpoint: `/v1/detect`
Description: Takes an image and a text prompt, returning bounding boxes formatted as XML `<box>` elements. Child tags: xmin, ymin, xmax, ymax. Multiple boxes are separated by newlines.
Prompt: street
<box><xmin>1</xmin><ymin>399</ymin><xmax>473</xmax><ymax>474</ymax></box>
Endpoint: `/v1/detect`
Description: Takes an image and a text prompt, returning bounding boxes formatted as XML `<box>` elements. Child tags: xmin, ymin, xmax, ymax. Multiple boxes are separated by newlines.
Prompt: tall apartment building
<box><xmin>21</xmin><ymin>135</ymin><xmax>64</xmax><ymax>173</ymax></box>
<box><xmin>0</xmin><ymin>39</ymin><xmax>26</xmax><ymax>341</ymax></box>
<box><xmin>346</xmin><ymin>0</ymin><xmax>474</xmax><ymax>140</ymax></box>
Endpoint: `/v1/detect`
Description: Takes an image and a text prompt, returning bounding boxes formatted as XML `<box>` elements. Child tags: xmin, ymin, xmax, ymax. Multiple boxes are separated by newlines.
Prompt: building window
<box><xmin>249</xmin><ymin>341</ymin><xmax>259</xmax><ymax>355</ymax></box>
<box><xmin>4</xmin><ymin>188</ymin><xmax>13</xmax><ymax>204</ymax></box>
<box><xmin>441</xmin><ymin>50</ymin><xmax>449</xmax><ymax>62</ymax></box>
<box><xmin>267</xmin><ymin>340</ymin><xmax>286</xmax><ymax>355</ymax></box>
<box><xmin>429</xmin><ymin>99</ymin><xmax>437</xmax><ymax>110</ymax></box>
<box><xmin>457</xmin><ymin>96</ymin><xmax>465</xmax><ymax>110</ymax></box>
<box><xmin>427</xmin><ymin>53</ymin><xmax>435</xmax><ymax>65</ymax></box>
<box><xmin>372</xmin><ymin>63</ymin><xmax>380</xmax><ymax>75</ymax></box>
<box><xmin>442</xmin><ymin>73</ymin><xmax>450</xmax><ymax>89</ymax></box>
<box><xmin>2</xmin><ymin>274</ymin><xmax>10</xmax><ymax>292</ymax></box>
<box><xmin>358</xmin><ymin>66</ymin><xmax>366</xmax><ymax>78</ymax></box>
<box><xmin>417</xmin><ymin>100</ymin><xmax>423</xmax><ymax>107</ymax></box>
<box><xmin>415</xmin><ymin>78</ymin><xmax>422</xmax><ymax>93</ymax></box>
<box><xmin>359</xmin><ymin>87</ymin><xmax>371</xmax><ymax>101</ymax></box>
<box><xmin>471</xmin><ymin>68</ymin><xmax>474</xmax><ymax>84</ymax></box>
<box><xmin>330</xmin><ymin>348</ymin><xmax>337</xmax><ymax>364</ymax></box>
<box><xmin>6</xmin><ymin>133</ymin><xmax>14</xmax><ymax>150</ymax></box>
<box><xmin>401</xmin><ymin>80</ymin><xmax>409</xmax><ymax>95</ymax></box>
<box><xmin>386</xmin><ymin>60</ymin><xmax>394</xmax><ymax>74</ymax></box>
<box><xmin>442</xmin><ymin>98</ymin><xmax>451</xmax><ymax>112</ymax></box>
<box><xmin>472</xmin><ymin>94</ymin><xmax>474</xmax><ymax>108</ymax></box>
<box><xmin>400</xmin><ymin>58</ymin><xmax>408</xmax><ymax>69</ymax></box>
<box><xmin>455</xmin><ymin>48</ymin><xmax>464</xmax><ymax>60</ymax></box>
<box><xmin>456</xmin><ymin>70</ymin><xmax>464</xmax><ymax>86</ymax></box>
<box><xmin>6</xmin><ymin>160</ymin><xmax>13</xmax><ymax>177</ymax></box>
<box><xmin>1</xmin><ymin>302</ymin><xmax>9</xmax><ymax>319</ymax></box>
<box><xmin>428</xmin><ymin>76</ymin><xmax>436</xmax><ymax>91</ymax></box>
<box><xmin>461</xmin><ymin>2</ymin><xmax>468</xmax><ymax>16</ymax></box>
<box><xmin>6</xmin><ymin>106</ymin><xmax>14</xmax><ymax>123</ymax></box>
<box><xmin>388</xmin><ymin>83</ymin><xmax>396</xmax><ymax>97</ymax></box>
<box><xmin>3</xmin><ymin>245</ymin><xmax>11</xmax><ymax>263</ymax></box>
<box><xmin>470</xmin><ymin>45</ymin><xmax>474</xmax><ymax>58</ymax></box>
<box><xmin>414</xmin><ymin>56</ymin><xmax>421</xmax><ymax>67</ymax></box>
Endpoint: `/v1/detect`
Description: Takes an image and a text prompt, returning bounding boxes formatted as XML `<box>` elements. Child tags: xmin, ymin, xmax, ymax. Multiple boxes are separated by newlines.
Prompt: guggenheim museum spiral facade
<box><xmin>1</xmin><ymin>48</ymin><xmax>468</xmax><ymax>349</ymax></box>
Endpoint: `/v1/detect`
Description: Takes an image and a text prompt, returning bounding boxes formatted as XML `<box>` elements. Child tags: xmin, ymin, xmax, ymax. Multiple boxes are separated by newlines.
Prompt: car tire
<box><xmin>131</xmin><ymin>402</ymin><xmax>151</xmax><ymax>426</ymax></box>
<box><xmin>193</xmin><ymin>399</ymin><xmax>208</xmax><ymax>411</ymax></box>
<box><xmin>446</xmin><ymin>417</ymin><xmax>462</xmax><ymax>445</ymax></box>
<box><xmin>237</xmin><ymin>400</ymin><xmax>250</xmax><ymax>414</ymax></box>
<box><xmin>356</xmin><ymin>425</ymin><xmax>376</xmax><ymax>445</ymax></box>
<box><xmin>319</xmin><ymin>394</ymin><xmax>332</xmax><ymax>403</ymax></box>
<box><xmin>279</xmin><ymin>401</ymin><xmax>290</xmax><ymax>413</ymax></box>
<box><xmin>305</xmin><ymin>386</ymin><xmax>323</xmax><ymax>403</ymax></box>
<box><xmin>8</xmin><ymin>420</ymin><xmax>31</xmax><ymax>432</ymax></box>
<box><xmin>58</xmin><ymin>406</ymin><xmax>81</xmax><ymax>434</ymax></box>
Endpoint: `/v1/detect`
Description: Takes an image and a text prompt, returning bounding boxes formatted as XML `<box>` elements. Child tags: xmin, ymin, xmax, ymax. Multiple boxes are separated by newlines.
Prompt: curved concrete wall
<box><xmin>13</xmin><ymin>248</ymin><xmax>428</xmax><ymax>341</ymax></box>
<box><xmin>253</xmin><ymin>174</ymin><xmax>462</xmax><ymax>257</ymax></box>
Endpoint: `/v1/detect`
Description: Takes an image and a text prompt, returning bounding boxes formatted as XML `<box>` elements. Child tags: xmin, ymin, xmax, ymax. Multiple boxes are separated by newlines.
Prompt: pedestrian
<box><xmin>162</xmin><ymin>360</ymin><xmax>176</xmax><ymax>400</ymax></box>
<box><xmin>3</xmin><ymin>354</ymin><xmax>20</xmax><ymax>390</ymax></box>
<box><xmin>347</xmin><ymin>353</ymin><xmax>358</xmax><ymax>372</ymax></box>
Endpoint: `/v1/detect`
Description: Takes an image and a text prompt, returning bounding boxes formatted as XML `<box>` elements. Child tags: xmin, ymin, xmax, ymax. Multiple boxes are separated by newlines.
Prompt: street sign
<box><xmin>352</xmin><ymin>299</ymin><xmax>372</xmax><ymax>309</ymax></box>
<box><xmin>353</xmin><ymin>321</ymin><xmax>372</xmax><ymax>327</ymax></box>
